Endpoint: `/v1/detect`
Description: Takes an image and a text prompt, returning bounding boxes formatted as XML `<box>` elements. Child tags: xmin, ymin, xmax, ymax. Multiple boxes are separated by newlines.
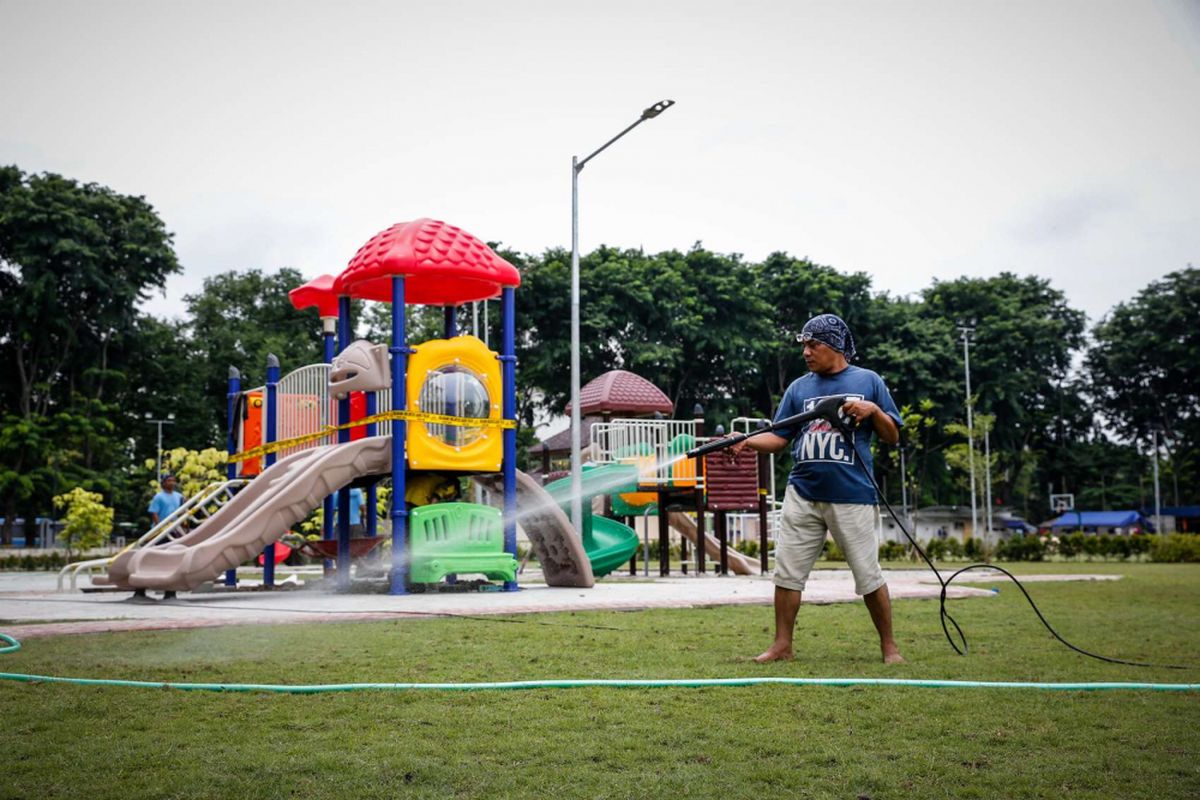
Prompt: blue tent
<box><xmin>1043</xmin><ymin>510</ymin><xmax>1153</xmax><ymax>532</ymax></box>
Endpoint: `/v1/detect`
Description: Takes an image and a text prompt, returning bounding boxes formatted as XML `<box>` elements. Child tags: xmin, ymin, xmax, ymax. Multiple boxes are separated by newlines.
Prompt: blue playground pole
<box><xmin>365</xmin><ymin>389</ymin><xmax>379</xmax><ymax>558</ymax></box>
<box><xmin>321</xmin><ymin>318</ymin><xmax>336</xmax><ymax>576</ymax></box>
<box><xmin>336</xmin><ymin>297</ymin><xmax>352</xmax><ymax>591</ymax></box>
<box><xmin>389</xmin><ymin>277</ymin><xmax>409</xmax><ymax>595</ymax></box>
<box><xmin>501</xmin><ymin>287</ymin><xmax>518</xmax><ymax>591</ymax></box>
<box><xmin>224</xmin><ymin>367</ymin><xmax>241</xmax><ymax>588</ymax></box>
<box><xmin>263</xmin><ymin>353</ymin><xmax>280</xmax><ymax>588</ymax></box>
<box><xmin>442</xmin><ymin>302</ymin><xmax>459</xmax><ymax>584</ymax></box>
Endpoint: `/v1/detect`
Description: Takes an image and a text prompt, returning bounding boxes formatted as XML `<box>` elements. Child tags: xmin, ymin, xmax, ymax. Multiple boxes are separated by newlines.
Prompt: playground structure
<box><xmin>62</xmin><ymin>218</ymin><xmax>777</xmax><ymax>595</ymax></box>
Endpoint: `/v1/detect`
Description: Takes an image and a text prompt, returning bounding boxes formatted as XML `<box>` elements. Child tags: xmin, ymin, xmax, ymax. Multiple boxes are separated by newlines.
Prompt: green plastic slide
<box><xmin>543</xmin><ymin>464</ymin><xmax>642</xmax><ymax>577</ymax></box>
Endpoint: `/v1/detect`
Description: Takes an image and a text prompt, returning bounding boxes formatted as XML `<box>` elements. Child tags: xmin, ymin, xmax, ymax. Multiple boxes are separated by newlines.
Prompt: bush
<box><xmin>1149</xmin><ymin>533</ymin><xmax>1200</xmax><ymax>563</ymax></box>
<box><xmin>1129</xmin><ymin>534</ymin><xmax>1151</xmax><ymax>560</ymax></box>
<box><xmin>1065</xmin><ymin>532</ymin><xmax>1087</xmax><ymax>560</ymax></box>
<box><xmin>923</xmin><ymin>538</ymin><xmax>948</xmax><ymax>561</ymax></box>
<box><xmin>52</xmin><ymin>487</ymin><xmax>114</xmax><ymax>560</ymax></box>
<box><xmin>0</xmin><ymin>551</ymin><xmax>105</xmax><ymax>571</ymax></box>
<box><xmin>879</xmin><ymin>541</ymin><xmax>907</xmax><ymax>561</ymax></box>
<box><xmin>1106</xmin><ymin>535</ymin><xmax>1132</xmax><ymax>561</ymax></box>
<box><xmin>944</xmin><ymin>537</ymin><xmax>964</xmax><ymax>558</ymax></box>
<box><xmin>995</xmin><ymin>535</ymin><xmax>1045</xmax><ymax>562</ymax></box>
<box><xmin>644</xmin><ymin>539</ymin><xmax>681</xmax><ymax>561</ymax></box>
<box><xmin>734</xmin><ymin>539</ymin><xmax>760</xmax><ymax>558</ymax></box>
<box><xmin>964</xmin><ymin>536</ymin><xmax>991</xmax><ymax>562</ymax></box>
<box><xmin>821</xmin><ymin>538</ymin><xmax>845</xmax><ymax>562</ymax></box>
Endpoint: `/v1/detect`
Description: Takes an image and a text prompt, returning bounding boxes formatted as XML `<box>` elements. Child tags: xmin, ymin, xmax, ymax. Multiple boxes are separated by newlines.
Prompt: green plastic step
<box><xmin>408</xmin><ymin>502</ymin><xmax>517</xmax><ymax>584</ymax></box>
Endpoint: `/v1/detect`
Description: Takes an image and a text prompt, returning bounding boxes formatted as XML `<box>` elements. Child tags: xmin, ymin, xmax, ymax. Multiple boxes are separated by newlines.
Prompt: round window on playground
<box><xmin>418</xmin><ymin>365</ymin><xmax>491</xmax><ymax>447</ymax></box>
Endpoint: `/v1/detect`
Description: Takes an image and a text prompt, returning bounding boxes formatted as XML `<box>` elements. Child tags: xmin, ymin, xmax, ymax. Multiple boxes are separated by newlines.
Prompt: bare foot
<box><xmin>882</xmin><ymin>645</ymin><xmax>906</xmax><ymax>665</ymax></box>
<box><xmin>753</xmin><ymin>645</ymin><xmax>794</xmax><ymax>664</ymax></box>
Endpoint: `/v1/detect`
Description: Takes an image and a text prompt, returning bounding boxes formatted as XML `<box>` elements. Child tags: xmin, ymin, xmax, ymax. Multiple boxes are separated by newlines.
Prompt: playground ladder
<box><xmin>57</xmin><ymin>479</ymin><xmax>250</xmax><ymax>591</ymax></box>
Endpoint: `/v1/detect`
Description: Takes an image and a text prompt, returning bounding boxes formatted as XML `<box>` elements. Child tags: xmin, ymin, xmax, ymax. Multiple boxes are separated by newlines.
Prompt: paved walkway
<box><xmin>0</xmin><ymin>568</ymin><xmax>1119</xmax><ymax>639</ymax></box>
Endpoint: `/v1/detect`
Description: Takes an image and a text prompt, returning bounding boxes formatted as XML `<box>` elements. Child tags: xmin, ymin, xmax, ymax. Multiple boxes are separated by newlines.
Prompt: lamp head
<box><xmin>641</xmin><ymin>99</ymin><xmax>675</xmax><ymax>120</ymax></box>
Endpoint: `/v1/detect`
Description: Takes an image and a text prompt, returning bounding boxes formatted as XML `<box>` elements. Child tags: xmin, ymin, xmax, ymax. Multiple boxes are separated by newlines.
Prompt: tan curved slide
<box><xmin>105</xmin><ymin>437</ymin><xmax>392</xmax><ymax>592</ymax></box>
<box><xmin>474</xmin><ymin>471</ymin><xmax>595</xmax><ymax>588</ymax></box>
<box><xmin>668</xmin><ymin>512</ymin><xmax>760</xmax><ymax>575</ymax></box>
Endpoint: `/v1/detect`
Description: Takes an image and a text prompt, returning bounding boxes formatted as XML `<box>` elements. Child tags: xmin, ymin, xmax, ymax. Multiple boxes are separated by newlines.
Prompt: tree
<box><xmin>921</xmin><ymin>273</ymin><xmax>1087</xmax><ymax>514</ymax></box>
<box><xmin>150</xmin><ymin>447</ymin><xmax>228</xmax><ymax>501</ymax></box>
<box><xmin>0</xmin><ymin>166</ymin><xmax>180</xmax><ymax>542</ymax></box>
<box><xmin>52</xmin><ymin>486</ymin><xmax>114</xmax><ymax>560</ymax></box>
<box><xmin>185</xmin><ymin>268</ymin><xmax>325</xmax><ymax>437</ymax></box>
<box><xmin>1088</xmin><ymin>267</ymin><xmax>1199</xmax><ymax>505</ymax></box>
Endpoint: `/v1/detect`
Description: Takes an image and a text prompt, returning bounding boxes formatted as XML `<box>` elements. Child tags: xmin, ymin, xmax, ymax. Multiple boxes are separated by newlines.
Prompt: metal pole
<box><xmin>321</xmin><ymin>317</ymin><xmax>336</xmax><ymax>576</ymax></box>
<box><xmin>568</xmin><ymin>100</ymin><xmax>674</xmax><ymax>538</ymax></box>
<box><xmin>263</xmin><ymin>353</ymin><xmax>280</xmax><ymax>588</ymax></box>
<box><xmin>389</xmin><ymin>277</ymin><xmax>409</xmax><ymax>595</ymax></box>
<box><xmin>960</xmin><ymin>326</ymin><xmax>978</xmax><ymax>545</ymax></box>
<box><xmin>225</xmin><ymin>367</ymin><xmax>241</xmax><ymax>589</ymax></box>
<box><xmin>146</xmin><ymin>416</ymin><xmax>174</xmax><ymax>480</ymax></box>
<box><xmin>984</xmin><ymin>428</ymin><xmax>993</xmax><ymax>545</ymax></box>
<box><xmin>570</xmin><ymin>155</ymin><xmax>583</xmax><ymax>535</ymax></box>
<box><xmin>501</xmin><ymin>287</ymin><xmax>519</xmax><ymax>591</ymax></box>
<box><xmin>1152</xmin><ymin>428</ymin><xmax>1162</xmax><ymax>534</ymax></box>
<box><xmin>336</xmin><ymin>297</ymin><xmax>352</xmax><ymax>591</ymax></box>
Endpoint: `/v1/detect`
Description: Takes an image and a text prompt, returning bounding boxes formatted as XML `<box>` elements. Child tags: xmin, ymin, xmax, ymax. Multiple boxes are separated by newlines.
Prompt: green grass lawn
<box><xmin>2</xmin><ymin>563</ymin><xmax>1198</xmax><ymax>799</ymax></box>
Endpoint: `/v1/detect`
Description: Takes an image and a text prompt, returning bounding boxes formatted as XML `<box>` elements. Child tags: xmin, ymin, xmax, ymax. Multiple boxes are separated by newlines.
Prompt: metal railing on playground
<box><xmin>277</xmin><ymin>364</ymin><xmax>334</xmax><ymax>457</ymax></box>
<box><xmin>239</xmin><ymin>364</ymin><xmax>397</xmax><ymax>458</ymax></box>
<box><xmin>57</xmin><ymin>479</ymin><xmax>249</xmax><ymax>591</ymax></box>
<box><xmin>590</xmin><ymin>418</ymin><xmax>709</xmax><ymax>488</ymax></box>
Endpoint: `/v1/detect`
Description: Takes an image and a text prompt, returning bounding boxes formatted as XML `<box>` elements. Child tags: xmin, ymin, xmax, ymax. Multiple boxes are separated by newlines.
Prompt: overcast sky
<box><xmin>2</xmin><ymin>0</ymin><xmax>1197</xmax><ymax>325</ymax></box>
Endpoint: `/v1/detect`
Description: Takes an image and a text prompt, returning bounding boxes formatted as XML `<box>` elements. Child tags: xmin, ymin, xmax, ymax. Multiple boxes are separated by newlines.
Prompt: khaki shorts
<box><xmin>774</xmin><ymin>485</ymin><xmax>886</xmax><ymax>595</ymax></box>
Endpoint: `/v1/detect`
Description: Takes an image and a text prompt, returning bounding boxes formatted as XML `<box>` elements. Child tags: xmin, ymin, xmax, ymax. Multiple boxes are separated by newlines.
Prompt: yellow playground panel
<box><xmin>406</xmin><ymin>335</ymin><xmax>503</xmax><ymax>472</ymax></box>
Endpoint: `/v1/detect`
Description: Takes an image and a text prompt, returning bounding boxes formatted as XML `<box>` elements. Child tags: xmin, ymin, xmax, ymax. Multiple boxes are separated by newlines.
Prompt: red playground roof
<box><xmin>288</xmin><ymin>274</ymin><xmax>340</xmax><ymax>318</ymax></box>
<box><xmin>336</xmin><ymin>218</ymin><xmax>520</xmax><ymax>305</ymax></box>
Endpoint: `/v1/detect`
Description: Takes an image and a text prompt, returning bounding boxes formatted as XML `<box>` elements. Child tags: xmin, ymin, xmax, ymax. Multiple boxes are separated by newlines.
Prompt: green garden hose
<box><xmin>2</xmin><ymin>634</ymin><xmax>1195</xmax><ymax>693</ymax></box>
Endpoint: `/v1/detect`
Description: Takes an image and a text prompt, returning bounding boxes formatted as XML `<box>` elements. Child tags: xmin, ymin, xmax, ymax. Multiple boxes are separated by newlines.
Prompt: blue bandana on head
<box><xmin>799</xmin><ymin>314</ymin><xmax>856</xmax><ymax>360</ymax></box>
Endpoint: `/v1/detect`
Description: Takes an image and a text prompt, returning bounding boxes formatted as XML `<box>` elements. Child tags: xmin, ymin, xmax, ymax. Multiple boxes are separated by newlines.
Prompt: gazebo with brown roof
<box><xmin>530</xmin><ymin>370</ymin><xmax>675</xmax><ymax>477</ymax></box>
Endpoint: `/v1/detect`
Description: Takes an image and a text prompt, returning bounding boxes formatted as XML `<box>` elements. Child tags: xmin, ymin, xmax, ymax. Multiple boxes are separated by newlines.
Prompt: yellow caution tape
<box><xmin>228</xmin><ymin>409</ymin><xmax>516</xmax><ymax>464</ymax></box>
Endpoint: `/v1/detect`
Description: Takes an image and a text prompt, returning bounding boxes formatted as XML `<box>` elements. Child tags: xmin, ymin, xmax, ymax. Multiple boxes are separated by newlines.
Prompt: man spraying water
<box><xmin>730</xmin><ymin>313</ymin><xmax>905</xmax><ymax>664</ymax></box>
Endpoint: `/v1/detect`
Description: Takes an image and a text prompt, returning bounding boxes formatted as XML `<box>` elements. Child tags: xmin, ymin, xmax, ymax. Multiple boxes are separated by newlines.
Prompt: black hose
<box><xmin>846</xmin><ymin>430</ymin><xmax>1189</xmax><ymax>670</ymax></box>
<box><xmin>700</xmin><ymin>401</ymin><xmax>1189</xmax><ymax>670</ymax></box>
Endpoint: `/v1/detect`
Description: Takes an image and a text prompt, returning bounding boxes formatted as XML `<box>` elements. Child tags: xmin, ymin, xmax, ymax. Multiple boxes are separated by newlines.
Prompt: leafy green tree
<box><xmin>52</xmin><ymin>486</ymin><xmax>114</xmax><ymax>560</ymax></box>
<box><xmin>921</xmin><ymin>273</ymin><xmax>1087</xmax><ymax>515</ymax></box>
<box><xmin>0</xmin><ymin>166</ymin><xmax>179</xmax><ymax>541</ymax></box>
<box><xmin>751</xmin><ymin>252</ymin><xmax>875</xmax><ymax>408</ymax></box>
<box><xmin>185</xmin><ymin>268</ymin><xmax>325</xmax><ymax>436</ymax></box>
<box><xmin>1087</xmin><ymin>267</ymin><xmax>1199</xmax><ymax>505</ymax></box>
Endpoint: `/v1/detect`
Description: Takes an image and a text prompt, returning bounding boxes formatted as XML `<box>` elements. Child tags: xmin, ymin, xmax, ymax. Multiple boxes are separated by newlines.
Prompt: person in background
<box><xmin>334</xmin><ymin>486</ymin><xmax>367</xmax><ymax>537</ymax></box>
<box><xmin>147</xmin><ymin>475</ymin><xmax>185</xmax><ymax>527</ymax></box>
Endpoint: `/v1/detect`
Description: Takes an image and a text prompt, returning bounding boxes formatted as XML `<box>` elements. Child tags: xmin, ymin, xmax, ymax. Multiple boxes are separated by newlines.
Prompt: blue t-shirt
<box><xmin>335</xmin><ymin>487</ymin><xmax>366</xmax><ymax>526</ymax></box>
<box><xmin>772</xmin><ymin>366</ymin><xmax>902</xmax><ymax>505</ymax></box>
<box><xmin>147</xmin><ymin>490</ymin><xmax>184</xmax><ymax>521</ymax></box>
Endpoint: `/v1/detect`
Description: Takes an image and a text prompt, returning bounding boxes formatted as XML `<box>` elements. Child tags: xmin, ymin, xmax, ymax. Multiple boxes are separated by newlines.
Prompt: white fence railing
<box><xmin>590</xmin><ymin>418</ymin><xmax>709</xmax><ymax>487</ymax></box>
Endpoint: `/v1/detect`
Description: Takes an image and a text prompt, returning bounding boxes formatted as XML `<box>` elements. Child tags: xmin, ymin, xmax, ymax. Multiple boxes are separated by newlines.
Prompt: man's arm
<box><xmin>842</xmin><ymin>400</ymin><xmax>899</xmax><ymax>445</ymax></box>
<box><xmin>730</xmin><ymin>431</ymin><xmax>791</xmax><ymax>455</ymax></box>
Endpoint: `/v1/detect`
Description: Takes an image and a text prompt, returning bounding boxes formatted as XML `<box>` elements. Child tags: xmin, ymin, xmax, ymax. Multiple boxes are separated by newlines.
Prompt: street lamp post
<box><xmin>1151</xmin><ymin>425</ymin><xmax>1163</xmax><ymax>534</ymax></box>
<box><xmin>957</xmin><ymin>323</ymin><xmax>978</xmax><ymax>545</ymax></box>
<box><xmin>569</xmin><ymin>99</ymin><xmax>675</xmax><ymax>533</ymax></box>
<box><xmin>145</xmin><ymin>413</ymin><xmax>176</xmax><ymax>480</ymax></box>
<box><xmin>984</xmin><ymin>427</ymin><xmax>993</xmax><ymax>545</ymax></box>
